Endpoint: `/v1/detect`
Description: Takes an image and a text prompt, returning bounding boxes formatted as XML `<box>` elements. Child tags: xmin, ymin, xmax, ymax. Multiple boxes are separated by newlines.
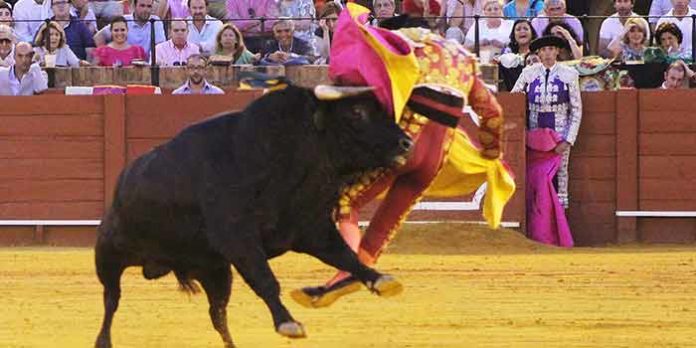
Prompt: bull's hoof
<box><xmin>276</xmin><ymin>321</ymin><xmax>307</xmax><ymax>338</ymax></box>
<box><xmin>368</xmin><ymin>275</ymin><xmax>403</xmax><ymax>297</ymax></box>
<box><xmin>290</xmin><ymin>276</ymin><xmax>362</xmax><ymax>308</ymax></box>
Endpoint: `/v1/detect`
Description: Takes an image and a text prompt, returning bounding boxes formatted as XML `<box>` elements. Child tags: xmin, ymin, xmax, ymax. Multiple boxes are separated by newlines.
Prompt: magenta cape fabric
<box><xmin>525</xmin><ymin>128</ymin><xmax>574</xmax><ymax>247</ymax></box>
<box><xmin>328</xmin><ymin>9</ymin><xmax>412</xmax><ymax>116</ymax></box>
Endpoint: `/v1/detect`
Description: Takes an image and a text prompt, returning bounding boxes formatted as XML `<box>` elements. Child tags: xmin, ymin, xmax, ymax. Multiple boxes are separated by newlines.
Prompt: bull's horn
<box><xmin>314</xmin><ymin>85</ymin><xmax>375</xmax><ymax>100</ymax></box>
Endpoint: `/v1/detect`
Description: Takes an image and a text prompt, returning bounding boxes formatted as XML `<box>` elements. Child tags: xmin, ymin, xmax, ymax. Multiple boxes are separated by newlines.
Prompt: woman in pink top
<box><xmin>93</xmin><ymin>16</ymin><xmax>147</xmax><ymax>67</ymax></box>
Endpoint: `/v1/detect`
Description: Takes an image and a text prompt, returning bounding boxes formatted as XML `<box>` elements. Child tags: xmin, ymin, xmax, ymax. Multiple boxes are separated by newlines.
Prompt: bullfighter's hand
<box><xmin>554</xmin><ymin>141</ymin><xmax>571</xmax><ymax>154</ymax></box>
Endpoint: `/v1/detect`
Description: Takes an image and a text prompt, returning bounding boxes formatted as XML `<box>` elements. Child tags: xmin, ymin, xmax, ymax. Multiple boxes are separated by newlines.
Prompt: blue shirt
<box><xmin>54</xmin><ymin>16</ymin><xmax>95</xmax><ymax>60</ymax></box>
<box><xmin>503</xmin><ymin>0</ymin><xmax>544</xmax><ymax>19</ymax></box>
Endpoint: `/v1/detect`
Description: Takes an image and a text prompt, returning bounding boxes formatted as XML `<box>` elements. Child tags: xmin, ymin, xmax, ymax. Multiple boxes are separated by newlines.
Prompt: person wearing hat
<box><xmin>0</xmin><ymin>24</ymin><xmax>14</xmax><ymax>67</ymax></box>
<box><xmin>511</xmin><ymin>35</ymin><xmax>582</xmax><ymax>246</ymax></box>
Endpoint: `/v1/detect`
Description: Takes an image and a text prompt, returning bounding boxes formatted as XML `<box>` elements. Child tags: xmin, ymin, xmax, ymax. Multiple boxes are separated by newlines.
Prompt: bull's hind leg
<box><xmin>94</xmin><ymin>241</ymin><xmax>126</xmax><ymax>348</ymax></box>
<box><xmin>198</xmin><ymin>267</ymin><xmax>235</xmax><ymax>348</ymax></box>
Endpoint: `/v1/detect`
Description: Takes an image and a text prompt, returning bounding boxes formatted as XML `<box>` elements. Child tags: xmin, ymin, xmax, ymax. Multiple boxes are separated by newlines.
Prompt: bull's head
<box><xmin>313</xmin><ymin>85</ymin><xmax>413</xmax><ymax>174</ymax></box>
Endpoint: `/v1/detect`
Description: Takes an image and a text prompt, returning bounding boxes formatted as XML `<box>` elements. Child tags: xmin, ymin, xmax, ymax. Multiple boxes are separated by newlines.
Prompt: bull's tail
<box><xmin>173</xmin><ymin>270</ymin><xmax>201</xmax><ymax>294</ymax></box>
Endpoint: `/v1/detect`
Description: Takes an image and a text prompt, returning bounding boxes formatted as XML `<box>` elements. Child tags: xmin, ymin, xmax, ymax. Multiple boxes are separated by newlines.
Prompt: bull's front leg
<box><xmin>291</xmin><ymin>220</ymin><xmax>403</xmax><ymax>308</ymax></box>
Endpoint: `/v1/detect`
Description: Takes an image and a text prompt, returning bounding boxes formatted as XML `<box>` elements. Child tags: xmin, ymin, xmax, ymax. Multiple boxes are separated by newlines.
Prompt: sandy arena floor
<box><xmin>1</xmin><ymin>224</ymin><xmax>695</xmax><ymax>348</ymax></box>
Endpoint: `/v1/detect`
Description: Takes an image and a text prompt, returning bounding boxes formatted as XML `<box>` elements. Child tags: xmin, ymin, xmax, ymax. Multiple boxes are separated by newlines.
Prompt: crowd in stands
<box><xmin>0</xmin><ymin>0</ymin><xmax>695</xmax><ymax>95</ymax></box>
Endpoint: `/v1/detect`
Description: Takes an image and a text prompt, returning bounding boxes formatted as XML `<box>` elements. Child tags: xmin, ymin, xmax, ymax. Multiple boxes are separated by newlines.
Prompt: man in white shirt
<box><xmin>656</xmin><ymin>0</ymin><xmax>696</xmax><ymax>55</ymax></box>
<box><xmin>13</xmin><ymin>0</ymin><xmax>51</xmax><ymax>43</ymax></box>
<box><xmin>0</xmin><ymin>42</ymin><xmax>48</xmax><ymax>96</ymax></box>
<box><xmin>649</xmin><ymin>0</ymin><xmax>676</xmax><ymax>29</ymax></box>
<box><xmin>187</xmin><ymin>0</ymin><xmax>223</xmax><ymax>55</ymax></box>
<box><xmin>172</xmin><ymin>54</ymin><xmax>224</xmax><ymax>94</ymax></box>
<box><xmin>598</xmin><ymin>0</ymin><xmax>640</xmax><ymax>57</ymax></box>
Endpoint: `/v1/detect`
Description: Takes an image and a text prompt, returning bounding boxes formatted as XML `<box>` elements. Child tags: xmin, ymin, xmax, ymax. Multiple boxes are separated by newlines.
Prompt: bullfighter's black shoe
<box><xmin>290</xmin><ymin>275</ymin><xmax>362</xmax><ymax>308</ymax></box>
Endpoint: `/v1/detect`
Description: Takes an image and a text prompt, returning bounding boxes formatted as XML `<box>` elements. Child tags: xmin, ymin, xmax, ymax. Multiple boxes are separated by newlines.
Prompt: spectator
<box><xmin>648</xmin><ymin>0</ymin><xmax>674</xmax><ymax>29</ymax></box>
<box><xmin>512</xmin><ymin>35</ymin><xmax>582</xmax><ymax>245</ymax></box>
<box><xmin>503</xmin><ymin>18</ymin><xmax>538</xmax><ymax>55</ymax></box>
<box><xmin>226</xmin><ymin>0</ymin><xmax>279</xmax><ymax>35</ymax></box>
<box><xmin>71</xmin><ymin>0</ymin><xmax>97</xmax><ymax>33</ymax></box>
<box><xmin>0</xmin><ymin>24</ymin><xmax>14</xmax><ymax>67</ymax></box>
<box><xmin>211</xmin><ymin>23</ymin><xmax>258</xmax><ymax>64</ymax></box>
<box><xmin>503</xmin><ymin>0</ymin><xmax>544</xmax><ymax>19</ymax></box>
<box><xmin>279</xmin><ymin>0</ymin><xmax>317</xmax><ymax>54</ymax></box>
<box><xmin>186</xmin><ymin>0</ymin><xmax>223</xmax><ymax>55</ymax></box>
<box><xmin>93</xmin><ymin>15</ymin><xmax>147</xmax><ymax>66</ymax></box>
<box><xmin>462</xmin><ymin>0</ymin><xmax>513</xmax><ymax>63</ymax></box>
<box><xmin>49</xmin><ymin>0</ymin><xmax>95</xmax><ymax>60</ymax></box>
<box><xmin>0</xmin><ymin>42</ymin><xmax>48</xmax><ymax>95</ymax></box>
<box><xmin>89</xmin><ymin>0</ymin><xmax>124</xmax><ymax>28</ymax></box>
<box><xmin>0</xmin><ymin>1</ymin><xmax>13</xmax><ymax>29</ymax></box>
<box><xmin>543</xmin><ymin>21</ymin><xmax>582</xmax><ymax>59</ymax></box>
<box><xmin>607</xmin><ymin>16</ymin><xmax>649</xmax><ymax>61</ymax></box>
<box><xmin>14</xmin><ymin>0</ymin><xmax>48</xmax><ymax>43</ymax></box>
<box><xmin>654</xmin><ymin>21</ymin><xmax>691</xmax><ymax>60</ymax></box>
<box><xmin>156</xmin><ymin>0</ymin><xmax>191</xmax><ymax>20</ymax></box>
<box><xmin>598</xmin><ymin>0</ymin><xmax>640</xmax><ymax>58</ymax></box>
<box><xmin>260</xmin><ymin>18</ymin><xmax>313</xmax><ymax>65</ymax></box>
<box><xmin>33</xmin><ymin>20</ymin><xmax>88</xmax><ymax>66</ymax></box>
<box><xmin>531</xmin><ymin>0</ymin><xmax>584</xmax><ymax>40</ymax></box>
<box><xmin>172</xmin><ymin>54</ymin><xmax>224</xmax><ymax>94</ymax></box>
<box><xmin>155</xmin><ymin>19</ymin><xmax>199</xmax><ymax>66</ymax></box>
<box><xmin>661</xmin><ymin>59</ymin><xmax>689</xmax><ymax>88</ymax></box>
<box><xmin>314</xmin><ymin>0</ymin><xmax>340</xmax><ymax>64</ymax></box>
<box><xmin>372</xmin><ymin>0</ymin><xmax>396</xmax><ymax>24</ymax></box>
<box><xmin>94</xmin><ymin>0</ymin><xmax>165</xmax><ymax>58</ymax></box>
<box><xmin>446</xmin><ymin>0</ymin><xmax>482</xmax><ymax>39</ymax></box>
<box><xmin>656</xmin><ymin>0</ymin><xmax>696</xmax><ymax>54</ymax></box>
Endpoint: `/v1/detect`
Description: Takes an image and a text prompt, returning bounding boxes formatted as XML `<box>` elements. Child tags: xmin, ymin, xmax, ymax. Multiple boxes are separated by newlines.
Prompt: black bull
<box><xmin>94</xmin><ymin>85</ymin><xmax>413</xmax><ymax>348</ymax></box>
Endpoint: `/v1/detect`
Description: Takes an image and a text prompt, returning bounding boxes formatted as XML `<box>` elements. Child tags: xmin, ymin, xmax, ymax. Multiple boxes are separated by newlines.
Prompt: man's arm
<box><xmin>597</xmin><ymin>20</ymin><xmax>613</xmax><ymax>58</ymax></box>
<box><xmin>93</xmin><ymin>25</ymin><xmax>111</xmax><ymax>47</ymax></box>
<box><xmin>564</xmin><ymin>69</ymin><xmax>582</xmax><ymax>146</ymax></box>
<box><xmin>29</xmin><ymin>63</ymin><xmax>48</xmax><ymax>94</ymax></box>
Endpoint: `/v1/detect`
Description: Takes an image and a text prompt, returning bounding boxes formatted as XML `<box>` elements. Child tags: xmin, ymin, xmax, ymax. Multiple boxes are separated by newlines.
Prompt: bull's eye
<box><xmin>351</xmin><ymin>105</ymin><xmax>369</xmax><ymax>122</ymax></box>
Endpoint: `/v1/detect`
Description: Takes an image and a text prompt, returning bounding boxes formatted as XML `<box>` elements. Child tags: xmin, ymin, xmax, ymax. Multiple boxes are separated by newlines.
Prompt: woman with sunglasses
<box><xmin>93</xmin><ymin>16</ymin><xmax>146</xmax><ymax>67</ymax></box>
<box><xmin>314</xmin><ymin>1</ymin><xmax>340</xmax><ymax>64</ymax></box>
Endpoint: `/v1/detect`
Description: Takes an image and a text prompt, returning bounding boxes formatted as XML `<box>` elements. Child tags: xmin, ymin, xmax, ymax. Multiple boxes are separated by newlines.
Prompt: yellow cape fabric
<box><xmin>346</xmin><ymin>3</ymin><xmax>420</xmax><ymax>122</ymax></box>
<box><xmin>425</xmin><ymin>130</ymin><xmax>517</xmax><ymax>229</ymax></box>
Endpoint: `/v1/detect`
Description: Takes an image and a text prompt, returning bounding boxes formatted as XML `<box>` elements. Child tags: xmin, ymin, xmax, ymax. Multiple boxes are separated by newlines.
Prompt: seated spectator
<box><xmin>155</xmin><ymin>19</ymin><xmax>199</xmax><ymax>66</ymax></box>
<box><xmin>314</xmin><ymin>1</ymin><xmax>340</xmax><ymax>64</ymax></box>
<box><xmin>598</xmin><ymin>0</ymin><xmax>640</xmax><ymax>58</ymax></box>
<box><xmin>649</xmin><ymin>0</ymin><xmax>673</xmax><ymax>30</ymax></box>
<box><xmin>172</xmin><ymin>54</ymin><xmax>224</xmax><ymax>94</ymax></box>
<box><xmin>94</xmin><ymin>0</ymin><xmax>165</xmax><ymax>58</ymax></box>
<box><xmin>211</xmin><ymin>23</ymin><xmax>259</xmax><ymax>64</ymax></box>
<box><xmin>260</xmin><ymin>18</ymin><xmax>313</xmax><ymax>65</ymax></box>
<box><xmin>279</xmin><ymin>0</ymin><xmax>317</xmax><ymax>54</ymax></box>
<box><xmin>446</xmin><ymin>0</ymin><xmax>482</xmax><ymax>38</ymax></box>
<box><xmin>463</xmin><ymin>0</ymin><xmax>513</xmax><ymax>63</ymax></box>
<box><xmin>656</xmin><ymin>0</ymin><xmax>696</xmax><ymax>55</ymax></box>
<box><xmin>93</xmin><ymin>16</ymin><xmax>147</xmax><ymax>66</ymax></box>
<box><xmin>14</xmin><ymin>0</ymin><xmax>47</xmax><ymax>43</ymax></box>
<box><xmin>89</xmin><ymin>0</ymin><xmax>124</xmax><ymax>29</ymax></box>
<box><xmin>0</xmin><ymin>1</ymin><xmax>13</xmax><ymax>30</ymax></box>
<box><xmin>71</xmin><ymin>0</ymin><xmax>97</xmax><ymax>33</ymax></box>
<box><xmin>372</xmin><ymin>0</ymin><xmax>396</xmax><ymax>25</ymax></box>
<box><xmin>542</xmin><ymin>21</ymin><xmax>582</xmax><ymax>60</ymax></box>
<box><xmin>49</xmin><ymin>0</ymin><xmax>95</xmax><ymax>60</ymax></box>
<box><xmin>186</xmin><ymin>0</ymin><xmax>223</xmax><ymax>55</ymax></box>
<box><xmin>226</xmin><ymin>0</ymin><xmax>279</xmax><ymax>35</ymax></box>
<box><xmin>503</xmin><ymin>0</ymin><xmax>544</xmax><ymax>19</ymax></box>
<box><xmin>662</xmin><ymin>60</ymin><xmax>688</xmax><ymax>89</ymax></box>
<box><xmin>531</xmin><ymin>0</ymin><xmax>584</xmax><ymax>39</ymax></box>
<box><xmin>0</xmin><ymin>24</ymin><xmax>14</xmax><ymax>67</ymax></box>
<box><xmin>503</xmin><ymin>19</ymin><xmax>538</xmax><ymax>55</ymax></box>
<box><xmin>156</xmin><ymin>0</ymin><xmax>191</xmax><ymax>20</ymax></box>
<box><xmin>385</xmin><ymin>0</ymin><xmax>441</xmax><ymax>30</ymax></box>
<box><xmin>0</xmin><ymin>42</ymin><xmax>48</xmax><ymax>95</ymax></box>
<box><xmin>655</xmin><ymin>21</ymin><xmax>691</xmax><ymax>60</ymax></box>
<box><xmin>607</xmin><ymin>17</ymin><xmax>649</xmax><ymax>62</ymax></box>
<box><xmin>33</xmin><ymin>20</ymin><xmax>88</xmax><ymax>67</ymax></box>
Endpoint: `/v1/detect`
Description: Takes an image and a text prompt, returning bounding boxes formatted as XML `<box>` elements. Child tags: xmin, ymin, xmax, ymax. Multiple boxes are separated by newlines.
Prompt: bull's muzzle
<box><xmin>391</xmin><ymin>137</ymin><xmax>414</xmax><ymax>167</ymax></box>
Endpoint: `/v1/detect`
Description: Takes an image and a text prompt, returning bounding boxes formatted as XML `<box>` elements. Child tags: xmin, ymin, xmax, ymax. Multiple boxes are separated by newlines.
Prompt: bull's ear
<box><xmin>314</xmin><ymin>85</ymin><xmax>375</xmax><ymax>100</ymax></box>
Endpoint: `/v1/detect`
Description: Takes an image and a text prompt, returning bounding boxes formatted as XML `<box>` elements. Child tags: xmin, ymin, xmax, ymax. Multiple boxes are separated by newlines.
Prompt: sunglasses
<box><xmin>0</xmin><ymin>38</ymin><xmax>10</xmax><ymax>44</ymax></box>
<box><xmin>248</xmin><ymin>8</ymin><xmax>256</xmax><ymax>17</ymax></box>
<box><xmin>173</xmin><ymin>61</ymin><xmax>187</xmax><ymax>66</ymax></box>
